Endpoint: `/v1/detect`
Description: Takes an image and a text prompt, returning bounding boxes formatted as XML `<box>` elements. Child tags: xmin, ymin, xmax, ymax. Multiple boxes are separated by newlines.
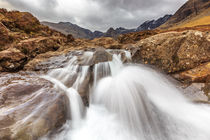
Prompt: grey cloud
<box><xmin>0</xmin><ymin>0</ymin><xmax>187</xmax><ymax>31</ymax></box>
<box><xmin>90</xmin><ymin>0</ymin><xmax>164</xmax><ymax>11</ymax></box>
<box><xmin>2</xmin><ymin>0</ymin><xmax>62</xmax><ymax>21</ymax></box>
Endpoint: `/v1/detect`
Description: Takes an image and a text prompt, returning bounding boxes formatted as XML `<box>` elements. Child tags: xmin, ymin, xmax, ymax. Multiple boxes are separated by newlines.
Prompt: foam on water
<box><xmin>41</xmin><ymin>50</ymin><xmax>210</xmax><ymax>140</ymax></box>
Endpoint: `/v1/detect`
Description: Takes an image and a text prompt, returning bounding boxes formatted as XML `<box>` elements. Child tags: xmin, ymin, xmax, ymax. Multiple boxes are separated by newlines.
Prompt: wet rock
<box><xmin>181</xmin><ymin>83</ymin><xmax>209</xmax><ymax>102</ymax></box>
<box><xmin>132</xmin><ymin>30</ymin><xmax>210</xmax><ymax>73</ymax></box>
<box><xmin>93</xmin><ymin>48</ymin><xmax>113</xmax><ymax>64</ymax></box>
<box><xmin>0</xmin><ymin>73</ymin><xmax>69</xmax><ymax>140</ymax></box>
<box><xmin>201</xmin><ymin>83</ymin><xmax>210</xmax><ymax>100</ymax></box>
<box><xmin>77</xmin><ymin>69</ymin><xmax>92</xmax><ymax>106</ymax></box>
<box><xmin>24</xmin><ymin>51</ymin><xmax>83</xmax><ymax>72</ymax></box>
<box><xmin>78</xmin><ymin>48</ymin><xmax>113</xmax><ymax>66</ymax></box>
<box><xmin>25</xmin><ymin>54</ymin><xmax>70</xmax><ymax>72</ymax></box>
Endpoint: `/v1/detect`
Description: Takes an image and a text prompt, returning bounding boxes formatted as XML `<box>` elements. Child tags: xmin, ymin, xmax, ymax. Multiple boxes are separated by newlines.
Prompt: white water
<box><xmin>41</xmin><ymin>50</ymin><xmax>210</xmax><ymax>140</ymax></box>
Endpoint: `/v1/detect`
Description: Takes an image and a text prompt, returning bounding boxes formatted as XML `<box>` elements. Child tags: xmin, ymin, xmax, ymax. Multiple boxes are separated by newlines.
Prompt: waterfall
<box><xmin>41</xmin><ymin>50</ymin><xmax>210</xmax><ymax>140</ymax></box>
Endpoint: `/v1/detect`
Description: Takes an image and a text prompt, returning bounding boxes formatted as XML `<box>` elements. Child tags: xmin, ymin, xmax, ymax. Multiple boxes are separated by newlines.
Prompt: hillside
<box><xmin>42</xmin><ymin>14</ymin><xmax>171</xmax><ymax>39</ymax></box>
<box><xmin>0</xmin><ymin>8</ymin><xmax>73</xmax><ymax>72</ymax></box>
<box><xmin>41</xmin><ymin>21</ymin><xmax>103</xmax><ymax>39</ymax></box>
<box><xmin>160</xmin><ymin>0</ymin><xmax>210</xmax><ymax>29</ymax></box>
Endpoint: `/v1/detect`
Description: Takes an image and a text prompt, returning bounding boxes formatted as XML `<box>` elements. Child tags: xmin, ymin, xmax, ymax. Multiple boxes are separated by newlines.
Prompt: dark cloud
<box><xmin>0</xmin><ymin>0</ymin><xmax>187</xmax><ymax>31</ymax></box>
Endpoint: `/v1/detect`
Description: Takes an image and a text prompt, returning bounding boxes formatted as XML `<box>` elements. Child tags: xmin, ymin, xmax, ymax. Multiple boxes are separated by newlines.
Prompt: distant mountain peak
<box><xmin>136</xmin><ymin>14</ymin><xmax>172</xmax><ymax>31</ymax></box>
<box><xmin>42</xmin><ymin>14</ymin><xmax>172</xmax><ymax>39</ymax></box>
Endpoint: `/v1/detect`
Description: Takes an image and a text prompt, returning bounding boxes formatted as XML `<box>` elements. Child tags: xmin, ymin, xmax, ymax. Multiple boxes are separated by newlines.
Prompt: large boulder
<box><xmin>132</xmin><ymin>30</ymin><xmax>210</xmax><ymax>73</ymax></box>
<box><xmin>24</xmin><ymin>50</ymin><xmax>85</xmax><ymax>72</ymax></box>
<box><xmin>92</xmin><ymin>48</ymin><xmax>113</xmax><ymax>64</ymax></box>
<box><xmin>0</xmin><ymin>73</ymin><xmax>69</xmax><ymax>140</ymax></box>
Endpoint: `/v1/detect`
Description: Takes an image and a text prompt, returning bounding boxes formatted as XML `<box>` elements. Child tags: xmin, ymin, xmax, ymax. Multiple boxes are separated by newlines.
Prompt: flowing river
<box><xmin>41</xmin><ymin>50</ymin><xmax>210</xmax><ymax>140</ymax></box>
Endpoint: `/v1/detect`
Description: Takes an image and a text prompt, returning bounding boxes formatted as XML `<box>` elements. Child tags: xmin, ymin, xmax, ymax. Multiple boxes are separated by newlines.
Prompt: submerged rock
<box><xmin>78</xmin><ymin>48</ymin><xmax>113</xmax><ymax>66</ymax></box>
<box><xmin>0</xmin><ymin>72</ymin><xmax>69</xmax><ymax>140</ymax></box>
<box><xmin>181</xmin><ymin>83</ymin><xmax>209</xmax><ymax>102</ymax></box>
<box><xmin>93</xmin><ymin>48</ymin><xmax>113</xmax><ymax>64</ymax></box>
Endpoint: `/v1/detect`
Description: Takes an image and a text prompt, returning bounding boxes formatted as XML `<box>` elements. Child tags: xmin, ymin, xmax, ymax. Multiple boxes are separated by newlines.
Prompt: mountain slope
<box><xmin>41</xmin><ymin>21</ymin><xmax>103</xmax><ymax>39</ymax></box>
<box><xmin>103</xmin><ymin>14</ymin><xmax>171</xmax><ymax>38</ymax></box>
<box><xmin>160</xmin><ymin>0</ymin><xmax>210</xmax><ymax>29</ymax></box>
<box><xmin>136</xmin><ymin>15</ymin><xmax>172</xmax><ymax>31</ymax></box>
<box><xmin>42</xmin><ymin>14</ymin><xmax>171</xmax><ymax>39</ymax></box>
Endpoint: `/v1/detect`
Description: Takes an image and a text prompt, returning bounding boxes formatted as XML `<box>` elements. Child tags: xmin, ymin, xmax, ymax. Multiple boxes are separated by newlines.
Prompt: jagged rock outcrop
<box><xmin>0</xmin><ymin>72</ymin><xmax>69</xmax><ymax>140</ymax></box>
<box><xmin>0</xmin><ymin>8</ymin><xmax>74</xmax><ymax>72</ymax></box>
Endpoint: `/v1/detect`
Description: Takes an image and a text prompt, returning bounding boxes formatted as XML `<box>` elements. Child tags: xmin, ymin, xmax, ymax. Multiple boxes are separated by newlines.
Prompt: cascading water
<box><xmin>41</xmin><ymin>50</ymin><xmax>210</xmax><ymax>140</ymax></box>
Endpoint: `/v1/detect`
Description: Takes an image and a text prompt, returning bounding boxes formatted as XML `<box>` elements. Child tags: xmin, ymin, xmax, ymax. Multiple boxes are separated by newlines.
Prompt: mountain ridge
<box><xmin>160</xmin><ymin>0</ymin><xmax>210</xmax><ymax>29</ymax></box>
<box><xmin>41</xmin><ymin>14</ymin><xmax>172</xmax><ymax>39</ymax></box>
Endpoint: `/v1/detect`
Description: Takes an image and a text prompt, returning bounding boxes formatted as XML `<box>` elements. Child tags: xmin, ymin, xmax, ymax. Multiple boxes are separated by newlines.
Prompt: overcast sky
<box><xmin>0</xmin><ymin>0</ymin><xmax>187</xmax><ymax>31</ymax></box>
